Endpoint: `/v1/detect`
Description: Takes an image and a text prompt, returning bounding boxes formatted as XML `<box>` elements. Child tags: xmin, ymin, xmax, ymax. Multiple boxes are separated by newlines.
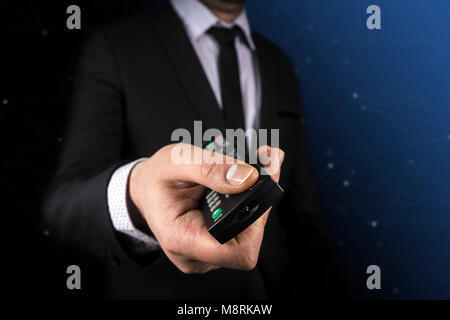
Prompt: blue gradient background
<box><xmin>247</xmin><ymin>0</ymin><xmax>450</xmax><ymax>299</ymax></box>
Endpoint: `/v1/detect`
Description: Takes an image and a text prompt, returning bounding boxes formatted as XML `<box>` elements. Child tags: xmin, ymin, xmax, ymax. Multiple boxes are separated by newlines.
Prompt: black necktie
<box><xmin>207</xmin><ymin>25</ymin><xmax>246</xmax><ymax>131</ymax></box>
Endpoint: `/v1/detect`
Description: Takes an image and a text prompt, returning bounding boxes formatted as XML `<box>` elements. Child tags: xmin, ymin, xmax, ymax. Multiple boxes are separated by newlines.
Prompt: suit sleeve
<box><xmin>41</xmin><ymin>29</ymin><xmax>144</xmax><ymax>266</ymax></box>
<box><xmin>277</xmin><ymin>55</ymin><xmax>346</xmax><ymax>298</ymax></box>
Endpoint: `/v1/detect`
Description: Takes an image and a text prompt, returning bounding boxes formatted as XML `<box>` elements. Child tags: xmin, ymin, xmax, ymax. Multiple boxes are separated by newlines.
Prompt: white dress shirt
<box><xmin>107</xmin><ymin>0</ymin><xmax>261</xmax><ymax>251</ymax></box>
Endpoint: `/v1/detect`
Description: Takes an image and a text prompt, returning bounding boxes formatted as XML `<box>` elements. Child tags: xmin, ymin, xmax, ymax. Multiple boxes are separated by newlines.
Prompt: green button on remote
<box><xmin>212</xmin><ymin>208</ymin><xmax>222</xmax><ymax>219</ymax></box>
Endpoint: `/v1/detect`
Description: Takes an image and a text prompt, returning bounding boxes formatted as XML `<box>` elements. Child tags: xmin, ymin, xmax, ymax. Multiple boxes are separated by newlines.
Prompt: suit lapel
<box><xmin>149</xmin><ymin>5</ymin><xmax>226</xmax><ymax>131</ymax></box>
<box><xmin>148</xmin><ymin>6</ymin><xmax>279</xmax><ymax>136</ymax></box>
<box><xmin>253</xmin><ymin>33</ymin><xmax>278</xmax><ymax>132</ymax></box>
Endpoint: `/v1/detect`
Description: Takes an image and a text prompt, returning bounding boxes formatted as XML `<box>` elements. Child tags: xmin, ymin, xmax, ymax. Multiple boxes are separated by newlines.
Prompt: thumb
<box><xmin>159</xmin><ymin>143</ymin><xmax>259</xmax><ymax>194</ymax></box>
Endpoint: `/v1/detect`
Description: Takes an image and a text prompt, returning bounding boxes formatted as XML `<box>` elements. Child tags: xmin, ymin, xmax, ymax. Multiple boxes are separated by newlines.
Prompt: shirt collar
<box><xmin>170</xmin><ymin>0</ymin><xmax>255</xmax><ymax>50</ymax></box>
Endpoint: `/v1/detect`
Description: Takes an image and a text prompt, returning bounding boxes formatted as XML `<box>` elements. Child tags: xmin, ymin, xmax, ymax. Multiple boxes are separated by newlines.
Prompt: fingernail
<box><xmin>258</xmin><ymin>146</ymin><xmax>271</xmax><ymax>166</ymax></box>
<box><xmin>226</xmin><ymin>164</ymin><xmax>255</xmax><ymax>185</ymax></box>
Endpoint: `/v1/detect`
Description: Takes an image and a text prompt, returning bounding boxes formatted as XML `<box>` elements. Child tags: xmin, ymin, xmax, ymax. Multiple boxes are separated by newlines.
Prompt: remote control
<box><xmin>200</xmin><ymin>136</ymin><xmax>284</xmax><ymax>244</ymax></box>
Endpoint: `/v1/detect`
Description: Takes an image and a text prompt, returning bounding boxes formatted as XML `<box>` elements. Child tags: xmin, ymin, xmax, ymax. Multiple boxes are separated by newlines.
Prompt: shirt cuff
<box><xmin>107</xmin><ymin>159</ymin><xmax>160</xmax><ymax>252</ymax></box>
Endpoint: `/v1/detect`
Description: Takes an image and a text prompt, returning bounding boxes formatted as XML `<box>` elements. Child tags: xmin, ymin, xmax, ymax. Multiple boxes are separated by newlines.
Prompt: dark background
<box><xmin>1</xmin><ymin>0</ymin><xmax>161</xmax><ymax>298</ymax></box>
<box><xmin>2</xmin><ymin>0</ymin><xmax>450</xmax><ymax>299</ymax></box>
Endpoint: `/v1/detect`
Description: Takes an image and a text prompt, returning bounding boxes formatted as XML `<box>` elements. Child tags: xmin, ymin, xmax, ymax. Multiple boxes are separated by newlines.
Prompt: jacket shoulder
<box><xmin>252</xmin><ymin>31</ymin><xmax>294</xmax><ymax>69</ymax></box>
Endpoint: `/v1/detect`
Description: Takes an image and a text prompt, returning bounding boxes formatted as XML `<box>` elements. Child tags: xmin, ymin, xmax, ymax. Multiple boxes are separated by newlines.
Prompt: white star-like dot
<box><xmin>361</xmin><ymin>105</ymin><xmax>367</xmax><ymax>111</ymax></box>
<box><xmin>43</xmin><ymin>230</ymin><xmax>50</xmax><ymax>236</ymax></box>
<box><xmin>408</xmin><ymin>159</ymin><xmax>414</xmax><ymax>165</ymax></box>
<box><xmin>42</xmin><ymin>29</ymin><xmax>48</xmax><ymax>36</ymax></box>
<box><xmin>2</xmin><ymin>99</ymin><xmax>7</xmax><ymax>105</ymax></box>
<box><xmin>352</xmin><ymin>92</ymin><xmax>359</xmax><ymax>99</ymax></box>
<box><xmin>371</xmin><ymin>220</ymin><xmax>378</xmax><ymax>227</ymax></box>
<box><xmin>342</xmin><ymin>179</ymin><xmax>350</xmax><ymax>187</ymax></box>
<box><xmin>327</xmin><ymin>162</ymin><xmax>334</xmax><ymax>170</ymax></box>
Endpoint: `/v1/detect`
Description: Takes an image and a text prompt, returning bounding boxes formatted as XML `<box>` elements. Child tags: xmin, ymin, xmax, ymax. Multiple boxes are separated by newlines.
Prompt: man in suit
<box><xmin>43</xmin><ymin>0</ymin><xmax>340</xmax><ymax>299</ymax></box>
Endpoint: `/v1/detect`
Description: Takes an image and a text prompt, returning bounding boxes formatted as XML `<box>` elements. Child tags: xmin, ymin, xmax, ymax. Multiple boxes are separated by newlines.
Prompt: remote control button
<box><xmin>211</xmin><ymin>200</ymin><xmax>221</xmax><ymax>211</ymax></box>
<box><xmin>207</xmin><ymin>194</ymin><xmax>218</xmax><ymax>204</ymax></box>
<box><xmin>210</xmin><ymin>197</ymin><xmax>219</xmax><ymax>208</ymax></box>
<box><xmin>206</xmin><ymin>195</ymin><xmax>216</xmax><ymax>203</ymax></box>
<box><xmin>212</xmin><ymin>208</ymin><xmax>222</xmax><ymax>220</ymax></box>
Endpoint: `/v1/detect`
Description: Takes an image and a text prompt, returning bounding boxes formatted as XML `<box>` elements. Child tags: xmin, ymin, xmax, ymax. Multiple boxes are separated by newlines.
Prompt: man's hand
<box><xmin>129</xmin><ymin>143</ymin><xmax>284</xmax><ymax>274</ymax></box>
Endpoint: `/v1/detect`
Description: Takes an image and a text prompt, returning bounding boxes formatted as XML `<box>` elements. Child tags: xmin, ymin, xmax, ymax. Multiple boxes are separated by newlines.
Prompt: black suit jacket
<box><xmin>43</xmin><ymin>4</ymin><xmax>339</xmax><ymax>299</ymax></box>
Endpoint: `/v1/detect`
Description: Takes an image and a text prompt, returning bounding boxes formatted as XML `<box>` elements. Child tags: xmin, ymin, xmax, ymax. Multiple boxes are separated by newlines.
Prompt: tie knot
<box><xmin>207</xmin><ymin>25</ymin><xmax>245</xmax><ymax>46</ymax></box>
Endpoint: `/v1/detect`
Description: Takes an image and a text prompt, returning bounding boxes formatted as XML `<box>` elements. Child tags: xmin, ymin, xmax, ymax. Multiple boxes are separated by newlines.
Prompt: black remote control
<box><xmin>200</xmin><ymin>136</ymin><xmax>284</xmax><ymax>244</ymax></box>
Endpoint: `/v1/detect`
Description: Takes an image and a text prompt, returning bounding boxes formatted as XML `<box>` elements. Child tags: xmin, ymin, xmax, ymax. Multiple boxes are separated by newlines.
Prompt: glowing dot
<box><xmin>58</xmin><ymin>138</ymin><xmax>62</xmax><ymax>142</ymax></box>
<box><xmin>43</xmin><ymin>230</ymin><xmax>50</xmax><ymax>236</ymax></box>
<box><xmin>352</xmin><ymin>92</ymin><xmax>359</xmax><ymax>99</ymax></box>
<box><xmin>2</xmin><ymin>99</ymin><xmax>8</xmax><ymax>105</ymax></box>
<box><xmin>42</xmin><ymin>29</ymin><xmax>48</xmax><ymax>36</ymax></box>
<box><xmin>327</xmin><ymin>162</ymin><xmax>334</xmax><ymax>170</ymax></box>
<box><xmin>361</xmin><ymin>105</ymin><xmax>367</xmax><ymax>111</ymax></box>
<box><xmin>408</xmin><ymin>159</ymin><xmax>414</xmax><ymax>165</ymax></box>
<box><xmin>371</xmin><ymin>221</ymin><xmax>378</xmax><ymax>227</ymax></box>
<box><xmin>306</xmin><ymin>57</ymin><xmax>312</xmax><ymax>63</ymax></box>
<box><xmin>326</xmin><ymin>149</ymin><xmax>332</xmax><ymax>156</ymax></box>
<box><xmin>343</xmin><ymin>180</ymin><xmax>350</xmax><ymax>187</ymax></box>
